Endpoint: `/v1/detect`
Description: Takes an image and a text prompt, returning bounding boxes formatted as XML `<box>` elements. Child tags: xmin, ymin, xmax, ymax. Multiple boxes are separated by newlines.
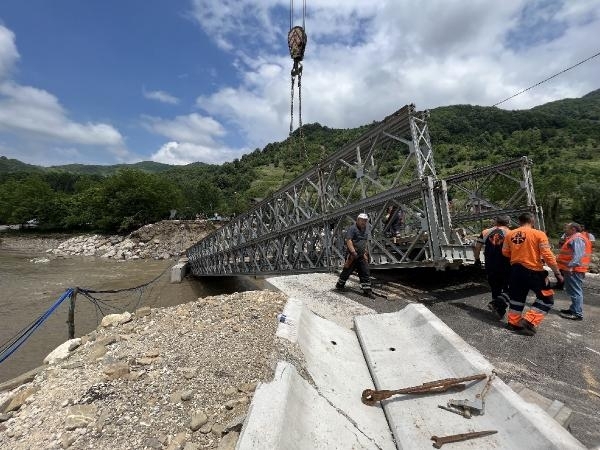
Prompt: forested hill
<box><xmin>0</xmin><ymin>157</ymin><xmax>172</xmax><ymax>176</ymax></box>
<box><xmin>1</xmin><ymin>89</ymin><xmax>598</xmax><ymax>234</ymax></box>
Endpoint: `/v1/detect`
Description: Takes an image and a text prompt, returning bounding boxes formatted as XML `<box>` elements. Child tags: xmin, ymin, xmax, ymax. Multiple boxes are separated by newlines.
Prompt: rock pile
<box><xmin>48</xmin><ymin>220</ymin><xmax>215</xmax><ymax>261</ymax></box>
<box><xmin>0</xmin><ymin>290</ymin><xmax>286</xmax><ymax>449</ymax></box>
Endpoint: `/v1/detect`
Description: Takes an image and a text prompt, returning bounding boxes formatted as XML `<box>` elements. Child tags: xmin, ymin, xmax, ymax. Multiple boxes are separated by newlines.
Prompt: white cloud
<box><xmin>0</xmin><ymin>24</ymin><xmax>129</xmax><ymax>163</ymax></box>
<box><xmin>0</xmin><ymin>26</ymin><xmax>19</xmax><ymax>80</ymax></box>
<box><xmin>144</xmin><ymin>113</ymin><xmax>242</xmax><ymax>164</ymax></box>
<box><xmin>142</xmin><ymin>113</ymin><xmax>226</xmax><ymax>146</ymax></box>
<box><xmin>190</xmin><ymin>0</ymin><xmax>600</xmax><ymax>149</ymax></box>
<box><xmin>0</xmin><ymin>82</ymin><xmax>124</xmax><ymax>146</ymax></box>
<box><xmin>143</xmin><ymin>88</ymin><xmax>180</xmax><ymax>104</ymax></box>
<box><xmin>150</xmin><ymin>141</ymin><xmax>245</xmax><ymax>165</ymax></box>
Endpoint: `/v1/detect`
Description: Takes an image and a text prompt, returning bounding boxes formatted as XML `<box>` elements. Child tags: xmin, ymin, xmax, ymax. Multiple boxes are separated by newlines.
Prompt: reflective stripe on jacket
<box><xmin>557</xmin><ymin>233</ymin><xmax>592</xmax><ymax>272</ymax></box>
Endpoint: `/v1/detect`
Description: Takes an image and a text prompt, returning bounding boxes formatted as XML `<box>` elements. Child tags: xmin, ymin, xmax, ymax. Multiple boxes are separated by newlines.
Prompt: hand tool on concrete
<box><xmin>361</xmin><ymin>373</ymin><xmax>487</xmax><ymax>406</ymax></box>
<box><xmin>437</xmin><ymin>404</ymin><xmax>471</xmax><ymax>419</ymax></box>
<box><xmin>430</xmin><ymin>430</ymin><xmax>497</xmax><ymax>448</ymax></box>
<box><xmin>446</xmin><ymin>371</ymin><xmax>496</xmax><ymax>416</ymax></box>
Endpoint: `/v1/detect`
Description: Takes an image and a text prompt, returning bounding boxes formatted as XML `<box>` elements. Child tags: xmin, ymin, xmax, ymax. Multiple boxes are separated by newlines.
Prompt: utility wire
<box><xmin>493</xmin><ymin>50</ymin><xmax>600</xmax><ymax>107</ymax></box>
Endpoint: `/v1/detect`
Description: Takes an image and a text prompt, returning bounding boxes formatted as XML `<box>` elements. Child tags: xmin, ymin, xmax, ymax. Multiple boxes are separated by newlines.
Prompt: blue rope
<box><xmin>0</xmin><ymin>288</ymin><xmax>74</xmax><ymax>365</ymax></box>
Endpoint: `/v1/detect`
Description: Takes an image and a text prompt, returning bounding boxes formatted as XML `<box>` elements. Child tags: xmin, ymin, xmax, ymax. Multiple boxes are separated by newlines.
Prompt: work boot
<box><xmin>363</xmin><ymin>290</ymin><xmax>376</xmax><ymax>299</ymax></box>
<box><xmin>559</xmin><ymin>310</ymin><xmax>583</xmax><ymax>321</ymax></box>
<box><xmin>487</xmin><ymin>301</ymin><xmax>506</xmax><ymax>320</ymax></box>
<box><xmin>506</xmin><ymin>323</ymin><xmax>523</xmax><ymax>332</ymax></box>
<box><xmin>335</xmin><ymin>281</ymin><xmax>345</xmax><ymax>291</ymax></box>
<box><xmin>518</xmin><ymin>319</ymin><xmax>536</xmax><ymax>336</ymax></box>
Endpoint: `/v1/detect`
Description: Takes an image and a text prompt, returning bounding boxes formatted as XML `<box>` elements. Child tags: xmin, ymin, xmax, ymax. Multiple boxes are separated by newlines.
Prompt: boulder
<box><xmin>1</xmin><ymin>386</ymin><xmax>39</xmax><ymax>413</ymax></box>
<box><xmin>65</xmin><ymin>404</ymin><xmax>97</xmax><ymax>430</ymax></box>
<box><xmin>43</xmin><ymin>339</ymin><xmax>81</xmax><ymax>365</ymax></box>
<box><xmin>100</xmin><ymin>312</ymin><xmax>132</xmax><ymax>328</ymax></box>
<box><xmin>103</xmin><ymin>362</ymin><xmax>130</xmax><ymax>380</ymax></box>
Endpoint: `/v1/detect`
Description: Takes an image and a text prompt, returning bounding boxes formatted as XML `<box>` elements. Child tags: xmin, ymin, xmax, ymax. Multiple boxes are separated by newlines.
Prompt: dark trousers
<box><xmin>487</xmin><ymin>263</ymin><xmax>510</xmax><ymax>311</ymax></box>
<box><xmin>507</xmin><ymin>264</ymin><xmax>554</xmax><ymax>327</ymax></box>
<box><xmin>487</xmin><ymin>269</ymin><xmax>509</xmax><ymax>299</ymax></box>
<box><xmin>337</xmin><ymin>256</ymin><xmax>371</xmax><ymax>292</ymax></box>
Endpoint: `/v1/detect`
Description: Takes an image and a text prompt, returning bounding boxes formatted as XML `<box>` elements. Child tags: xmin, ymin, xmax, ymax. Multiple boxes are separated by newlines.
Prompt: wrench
<box><xmin>431</xmin><ymin>430</ymin><xmax>497</xmax><ymax>448</ymax></box>
<box><xmin>361</xmin><ymin>373</ymin><xmax>486</xmax><ymax>406</ymax></box>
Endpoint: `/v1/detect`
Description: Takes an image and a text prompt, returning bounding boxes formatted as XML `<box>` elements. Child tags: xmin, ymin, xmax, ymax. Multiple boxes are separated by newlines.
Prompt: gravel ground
<box><xmin>0</xmin><ymin>290</ymin><xmax>287</xmax><ymax>450</ymax></box>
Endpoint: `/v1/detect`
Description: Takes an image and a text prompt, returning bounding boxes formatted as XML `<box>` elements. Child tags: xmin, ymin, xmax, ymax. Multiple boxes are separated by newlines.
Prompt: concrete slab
<box><xmin>267</xmin><ymin>273</ymin><xmax>375</xmax><ymax>329</ymax></box>
<box><xmin>355</xmin><ymin>304</ymin><xmax>586</xmax><ymax>450</ymax></box>
<box><xmin>509</xmin><ymin>381</ymin><xmax>573</xmax><ymax>429</ymax></box>
<box><xmin>277</xmin><ymin>297</ymin><xmax>395</xmax><ymax>449</ymax></box>
<box><xmin>237</xmin><ymin>362</ymin><xmax>381</xmax><ymax>450</ymax></box>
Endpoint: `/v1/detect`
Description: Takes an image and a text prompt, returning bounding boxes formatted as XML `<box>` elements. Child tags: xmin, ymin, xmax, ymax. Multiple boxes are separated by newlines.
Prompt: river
<box><xmin>0</xmin><ymin>245</ymin><xmax>261</xmax><ymax>383</ymax></box>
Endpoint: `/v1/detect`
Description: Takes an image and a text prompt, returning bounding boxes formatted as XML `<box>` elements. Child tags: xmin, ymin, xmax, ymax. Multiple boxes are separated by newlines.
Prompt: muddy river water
<box><xmin>0</xmin><ymin>247</ymin><xmax>261</xmax><ymax>382</ymax></box>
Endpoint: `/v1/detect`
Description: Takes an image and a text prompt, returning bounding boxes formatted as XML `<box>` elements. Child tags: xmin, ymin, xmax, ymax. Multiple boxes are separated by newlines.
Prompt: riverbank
<box><xmin>0</xmin><ymin>224</ymin><xmax>259</xmax><ymax>383</ymax></box>
<box><xmin>0</xmin><ymin>290</ymin><xmax>287</xmax><ymax>449</ymax></box>
<box><xmin>0</xmin><ymin>219</ymin><xmax>215</xmax><ymax>261</ymax></box>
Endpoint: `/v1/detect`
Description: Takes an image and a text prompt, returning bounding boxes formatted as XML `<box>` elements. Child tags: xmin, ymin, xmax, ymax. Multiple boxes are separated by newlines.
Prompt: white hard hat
<box><xmin>357</xmin><ymin>213</ymin><xmax>369</xmax><ymax>220</ymax></box>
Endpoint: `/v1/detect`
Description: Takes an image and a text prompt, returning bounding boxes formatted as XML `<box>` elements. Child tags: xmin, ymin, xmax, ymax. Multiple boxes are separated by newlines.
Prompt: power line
<box><xmin>493</xmin><ymin>50</ymin><xmax>600</xmax><ymax>107</ymax></box>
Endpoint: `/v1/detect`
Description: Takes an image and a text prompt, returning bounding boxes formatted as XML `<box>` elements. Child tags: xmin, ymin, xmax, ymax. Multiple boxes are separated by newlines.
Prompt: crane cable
<box><xmin>288</xmin><ymin>0</ymin><xmax>308</xmax><ymax>160</ymax></box>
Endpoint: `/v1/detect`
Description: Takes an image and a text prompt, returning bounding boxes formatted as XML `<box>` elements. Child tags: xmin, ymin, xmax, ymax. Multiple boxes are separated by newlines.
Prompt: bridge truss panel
<box><xmin>445</xmin><ymin>156</ymin><xmax>544</xmax><ymax>233</ymax></box>
<box><xmin>187</xmin><ymin>105</ymin><xmax>543</xmax><ymax>276</ymax></box>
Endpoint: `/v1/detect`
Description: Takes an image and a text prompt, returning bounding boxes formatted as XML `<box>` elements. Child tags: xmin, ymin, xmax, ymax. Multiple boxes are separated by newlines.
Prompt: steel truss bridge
<box><xmin>188</xmin><ymin>104</ymin><xmax>542</xmax><ymax>276</ymax></box>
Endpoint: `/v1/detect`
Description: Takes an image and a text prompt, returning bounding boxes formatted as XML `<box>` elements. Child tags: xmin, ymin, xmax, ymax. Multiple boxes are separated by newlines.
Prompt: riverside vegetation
<box><xmin>1</xmin><ymin>89</ymin><xmax>599</xmax><ymax>236</ymax></box>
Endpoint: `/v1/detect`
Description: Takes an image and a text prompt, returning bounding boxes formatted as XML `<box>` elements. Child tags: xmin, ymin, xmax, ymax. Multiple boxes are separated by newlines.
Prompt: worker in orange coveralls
<box><xmin>502</xmin><ymin>212</ymin><xmax>564</xmax><ymax>336</ymax></box>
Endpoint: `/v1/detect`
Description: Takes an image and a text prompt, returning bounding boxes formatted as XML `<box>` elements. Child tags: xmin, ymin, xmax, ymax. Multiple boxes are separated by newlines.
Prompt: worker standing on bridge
<box><xmin>473</xmin><ymin>216</ymin><xmax>511</xmax><ymax>318</ymax></box>
<box><xmin>502</xmin><ymin>213</ymin><xmax>564</xmax><ymax>336</ymax></box>
<box><xmin>384</xmin><ymin>205</ymin><xmax>404</xmax><ymax>239</ymax></box>
<box><xmin>557</xmin><ymin>222</ymin><xmax>592</xmax><ymax>321</ymax></box>
<box><xmin>335</xmin><ymin>213</ymin><xmax>375</xmax><ymax>298</ymax></box>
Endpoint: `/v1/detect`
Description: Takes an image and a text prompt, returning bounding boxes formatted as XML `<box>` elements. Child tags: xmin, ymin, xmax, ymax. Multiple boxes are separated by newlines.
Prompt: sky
<box><xmin>0</xmin><ymin>0</ymin><xmax>599</xmax><ymax>167</ymax></box>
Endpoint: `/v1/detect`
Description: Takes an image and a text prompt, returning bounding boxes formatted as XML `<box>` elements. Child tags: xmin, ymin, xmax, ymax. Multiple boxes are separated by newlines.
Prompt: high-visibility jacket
<box><xmin>557</xmin><ymin>232</ymin><xmax>592</xmax><ymax>273</ymax></box>
<box><xmin>502</xmin><ymin>224</ymin><xmax>557</xmax><ymax>271</ymax></box>
<box><xmin>582</xmin><ymin>231</ymin><xmax>596</xmax><ymax>244</ymax></box>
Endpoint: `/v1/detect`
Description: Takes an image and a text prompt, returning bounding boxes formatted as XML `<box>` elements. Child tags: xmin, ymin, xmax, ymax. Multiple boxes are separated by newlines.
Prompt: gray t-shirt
<box><xmin>345</xmin><ymin>223</ymin><xmax>370</xmax><ymax>254</ymax></box>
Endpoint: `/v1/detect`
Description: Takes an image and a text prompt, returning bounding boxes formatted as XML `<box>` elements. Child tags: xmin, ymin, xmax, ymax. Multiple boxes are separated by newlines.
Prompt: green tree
<box><xmin>572</xmin><ymin>183</ymin><xmax>600</xmax><ymax>231</ymax></box>
<box><xmin>0</xmin><ymin>175</ymin><xmax>55</xmax><ymax>225</ymax></box>
<box><xmin>92</xmin><ymin>170</ymin><xmax>184</xmax><ymax>233</ymax></box>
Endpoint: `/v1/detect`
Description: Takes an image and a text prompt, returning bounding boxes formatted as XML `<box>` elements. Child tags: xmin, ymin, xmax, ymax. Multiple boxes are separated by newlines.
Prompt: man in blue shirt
<box><xmin>335</xmin><ymin>213</ymin><xmax>375</xmax><ymax>298</ymax></box>
<box><xmin>557</xmin><ymin>222</ymin><xmax>592</xmax><ymax>320</ymax></box>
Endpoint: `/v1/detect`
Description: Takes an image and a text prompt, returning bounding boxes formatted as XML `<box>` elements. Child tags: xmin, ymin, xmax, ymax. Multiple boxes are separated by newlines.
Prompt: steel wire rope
<box><xmin>0</xmin><ymin>263</ymin><xmax>170</xmax><ymax>364</ymax></box>
<box><xmin>0</xmin><ymin>288</ymin><xmax>74</xmax><ymax>354</ymax></box>
<box><xmin>79</xmin><ymin>290</ymin><xmax>122</xmax><ymax>313</ymax></box>
<box><xmin>0</xmin><ymin>315</ymin><xmax>46</xmax><ymax>354</ymax></box>
<box><xmin>77</xmin><ymin>263</ymin><xmax>170</xmax><ymax>321</ymax></box>
<box><xmin>82</xmin><ymin>290</ymin><xmax>108</xmax><ymax>325</ymax></box>
<box><xmin>493</xmin><ymin>50</ymin><xmax>600</xmax><ymax>107</ymax></box>
<box><xmin>288</xmin><ymin>0</ymin><xmax>308</xmax><ymax>162</ymax></box>
<box><xmin>0</xmin><ymin>289</ymin><xmax>74</xmax><ymax>364</ymax></box>
<box><xmin>79</xmin><ymin>263</ymin><xmax>170</xmax><ymax>294</ymax></box>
